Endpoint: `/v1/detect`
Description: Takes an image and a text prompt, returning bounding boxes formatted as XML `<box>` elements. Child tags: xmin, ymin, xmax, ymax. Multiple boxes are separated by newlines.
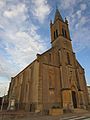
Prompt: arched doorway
<box><xmin>72</xmin><ymin>91</ymin><xmax>77</xmax><ymax>108</ymax></box>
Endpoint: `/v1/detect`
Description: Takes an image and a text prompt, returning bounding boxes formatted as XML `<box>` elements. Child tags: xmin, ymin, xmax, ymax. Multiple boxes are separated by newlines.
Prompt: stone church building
<box><xmin>8</xmin><ymin>9</ymin><xmax>89</xmax><ymax>112</ymax></box>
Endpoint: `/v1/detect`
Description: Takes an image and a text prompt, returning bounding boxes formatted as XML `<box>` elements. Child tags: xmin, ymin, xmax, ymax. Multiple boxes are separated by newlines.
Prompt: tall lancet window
<box><xmin>54</xmin><ymin>31</ymin><xmax>56</xmax><ymax>39</ymax></box>
<box><xmin>62</xmin><ymin>28</ymin><xmax>64</xmax><ymax>37</ymax></box>
<box><xmin>67</xmin><ymin>52</ymin><xmax>70</xmax><ymax>65</ymax></box>
<box><xmin>65</xmin><ymin>30</ymin><xmax>67</xmax><ymax>38</ymax></box>
<box><xmin>49</xmin><ymin>53</ymin><xmax>51</xmax><ymax>62</ymax></box>
<box><xmin>54</xmin><ymin>29</ymin><xmax>58</xmax><ymax>40</ymax></box>
<box><xmin>56</xmin><ymin>29</ymin><xmax>58</xmax><ymax>38</ymax></box>
<box><xmin>62</xmin><ymin>28</ymin><xmax>67</xmax><ymax>38</ymax></box>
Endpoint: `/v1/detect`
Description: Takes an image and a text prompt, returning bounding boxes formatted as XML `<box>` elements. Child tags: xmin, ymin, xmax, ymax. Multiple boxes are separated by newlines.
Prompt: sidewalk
<box><xmin>0</xmin><ymin>110</ymin><xmax>90</xmax><ymax>120</ymax></box>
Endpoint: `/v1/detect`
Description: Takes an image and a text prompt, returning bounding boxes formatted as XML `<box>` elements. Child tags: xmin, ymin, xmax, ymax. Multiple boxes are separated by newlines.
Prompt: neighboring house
<box><xmin>8</xmin><ymin>9</ymin><xmax>89</xmax><ymax>112</ymax></box>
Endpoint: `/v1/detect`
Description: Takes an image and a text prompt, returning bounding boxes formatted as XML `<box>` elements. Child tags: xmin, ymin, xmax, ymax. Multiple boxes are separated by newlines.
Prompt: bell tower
<box><xmin>50</xmin><ymin>8</ymin><xmax>73</xmax><ymax>51</ymax></box>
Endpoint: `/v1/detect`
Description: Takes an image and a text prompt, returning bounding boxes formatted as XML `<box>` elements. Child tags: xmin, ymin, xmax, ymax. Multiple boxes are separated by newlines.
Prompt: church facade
<box><xmin>8</xmin><ymin>9</ymin><xmax>89</xmax><ymax>112</ymax></box>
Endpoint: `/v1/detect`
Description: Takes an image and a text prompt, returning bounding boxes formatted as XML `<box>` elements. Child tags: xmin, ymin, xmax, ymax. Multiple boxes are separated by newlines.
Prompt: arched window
<box><xmin>67</xmin><ymin>52</ymin><xmax>70</xmax><ymax>64</ymax></box>
<box><xmin>62</xmin><ymin>28</ymin><xmax>67</xmax><ymax>38</ymax></box>
<box><xmin>62</xmin><ymin>28</ymin><xmax>64</xmax><ymax>37</ymax></box>
<box><xmin>54</xmin><ymin>31</ymin><xmax>56</xmax><ymax>39</ymax></box>
<box><xmin>65</xmin><ymin>30</ymin><xmax>67</xmax><ymax>38</ymax></box>
<box><xmin>54</xmin><ymin>29</ymin><xmax>59</xmax><ymax>40</ymax></box>
<box><xmin>56</xmin><ymin>29</ymin><xmax>58</xmax><ymax>38</ymax></box>
<box><xmin>49</xmin><ymin>53</ymin><xmax>51</xmax><ymax>62</ymax></box>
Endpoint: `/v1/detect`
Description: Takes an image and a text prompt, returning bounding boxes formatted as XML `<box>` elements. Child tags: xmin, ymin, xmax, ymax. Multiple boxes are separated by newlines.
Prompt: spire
<box><xmin>54</xmin><ymin>8</ymin><xmax>64</xmax><ymax>22</ymax></box>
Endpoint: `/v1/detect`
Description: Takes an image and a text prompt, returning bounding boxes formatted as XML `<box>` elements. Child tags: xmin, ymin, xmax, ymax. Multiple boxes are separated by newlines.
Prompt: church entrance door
<box><xmin>29</xmin><ymin>104</ymin><xmax>35</xmax><ymax>112</ymax></box>
<box><xmin>72</xmin><ymin>91</ymin><xmax>77</xmax><ymax>108</ymax></box>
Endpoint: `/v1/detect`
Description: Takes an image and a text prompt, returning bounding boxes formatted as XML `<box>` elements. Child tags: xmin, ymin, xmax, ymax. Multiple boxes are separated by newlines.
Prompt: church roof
<box><xmin>54</xmin><ymin>8</ymin><xmax>64</xmax><ymax>22</ymax></box>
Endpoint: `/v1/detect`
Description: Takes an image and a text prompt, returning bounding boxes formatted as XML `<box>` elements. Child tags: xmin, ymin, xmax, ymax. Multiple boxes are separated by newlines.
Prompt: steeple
<box><xmin>54</xmin><ymin>8</ymin><xmax>64</xmax><ymax>22</ymax></box>
<box><xmin>50</xmin><ymin>8</ymin><xmax>71</xmax><ymax>48</ymax></box>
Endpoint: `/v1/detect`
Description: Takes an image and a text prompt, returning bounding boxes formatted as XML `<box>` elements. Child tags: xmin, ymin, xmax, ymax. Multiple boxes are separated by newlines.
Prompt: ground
<box><xmin>0</xmin><ymin>111</ymin><xmax>90</xmax><ymax>120</ymax></box>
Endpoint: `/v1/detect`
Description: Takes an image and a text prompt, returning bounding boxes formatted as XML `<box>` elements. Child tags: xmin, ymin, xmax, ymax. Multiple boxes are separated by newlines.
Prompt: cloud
<box><xmin>60</xmin><ymin>0</ymin><xmax>76</xmax><ymax>10</ymax></box>
<box><xmin>75</xmin><ymin>16</ymin><xmax>87</xmax><ymax>29</ymax></box>
<box><xmin>3</xmin><ymin>3</ymin><xmax>27</xmax><ymax>18</ymax></box>
<box><xmin>72</xmin><ymin>27</ymin><xmax>90</xmax><ymax>52</ymax></box>
<box><xmin>4</xmin><ymin>27</ymin><xmax>47</xmax><ymax>68</ymax></box>
<box><xmin>0</xmin><ymin>0</ymin><xmax>48</xmax><ymax>96</ymax></box>
<box><xmin>0</xmin><ymin>79</ymin><xmax>9</xmax><ymax>96</ymax></box>
<box><xmin>59</xmin><ymin>0</ymin><xmax>89</xmax><ymax>53</ymax></box>
<box><xmin>31</xmin><ymin>0</ymin><xmax>51</xmax><ymax>23</ymax></box>
<box><xmin>0</xmin><ymin>1</ymin><xmax>47</xmax><ymax>78</ymax></box>
<box><xmin>0</xmin><ymin>0</ymin><xmax>5</xmax><ymax>8</ymax></box>
<box><xmin>76</xmin><ymin>10</ymin><xmax>82</xmax><ymax>19</ymax></box>
<box><xmin>80</xmin><ymin>3</ymin><xmax>87</xmax><ymax>11</ymax></box>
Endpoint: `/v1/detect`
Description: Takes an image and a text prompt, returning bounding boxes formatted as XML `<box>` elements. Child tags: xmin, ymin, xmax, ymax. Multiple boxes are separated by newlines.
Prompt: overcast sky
<box><xmin>0</xmin><ymin>0</ymin><xmax>90</xmax><ymax>96</ymax></box>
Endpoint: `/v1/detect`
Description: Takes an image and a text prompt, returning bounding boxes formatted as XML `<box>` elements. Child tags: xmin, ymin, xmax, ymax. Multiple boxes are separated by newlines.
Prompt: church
<box><xmin>8</xmin><ymin>9</ymin><xmax>89</xmax><ymax>113</ymax></box>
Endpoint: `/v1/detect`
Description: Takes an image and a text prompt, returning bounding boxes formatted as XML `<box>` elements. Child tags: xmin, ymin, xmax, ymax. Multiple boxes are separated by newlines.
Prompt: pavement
<box><xmin>0</xmin><ymin>110</ymin><xmax>90</xmax><ymax>120</ymax></box>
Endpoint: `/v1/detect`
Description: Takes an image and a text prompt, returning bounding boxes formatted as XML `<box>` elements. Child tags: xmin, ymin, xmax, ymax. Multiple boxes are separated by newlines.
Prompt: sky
<box><xmin>0</xmin><ymin>0</ymin><xmax>90</xmax><ymax>96</ymax></box>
